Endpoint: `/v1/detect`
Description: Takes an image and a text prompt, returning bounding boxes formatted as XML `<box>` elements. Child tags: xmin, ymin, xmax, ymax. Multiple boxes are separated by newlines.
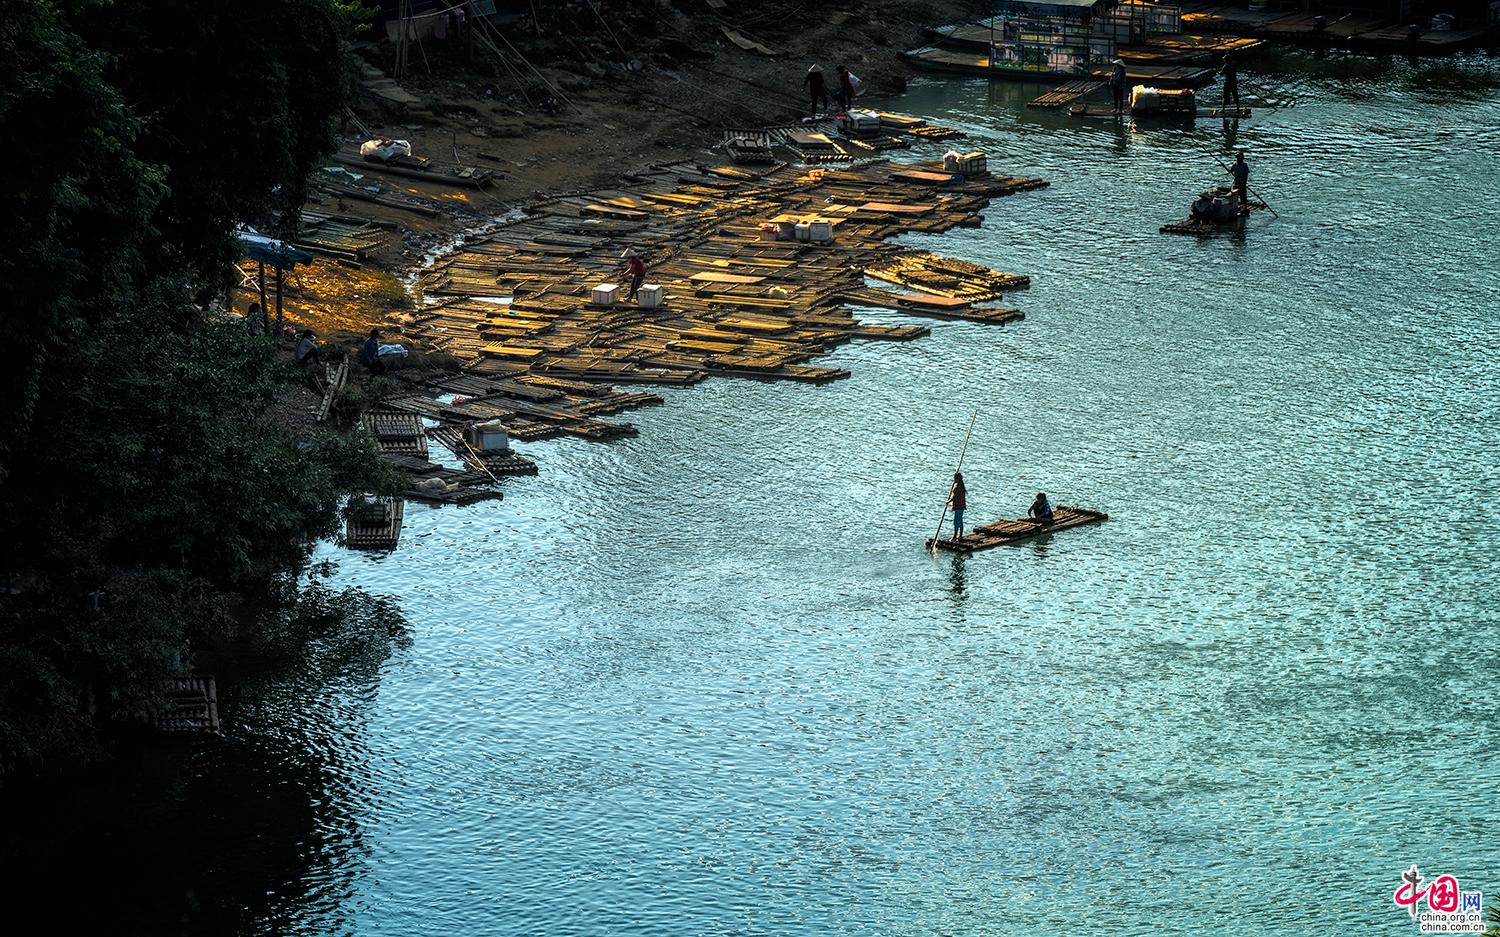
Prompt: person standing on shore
<box><xmin>803</xmin><ymin>64</ymin><xmax>830</xmax><ymax>117</ymax></box>
<box><xmin>949</xmin><ymin>471</ymin><xmax>968</xmax><ymax>539</ymax></box>
<box><xmin>1109</xmin><ymin>59</ymin><xmax>1128</xmax><ymax>114</ymax></box>
<box><xmin>1230</xmin><ymin>151</ymin><xmax>1250</xmax><ymax>206</ymax></box>
<box><xmin>835</xmin><ymin>64</ymin><xmax>854</xmax><ymax>112</ymax></box>
<box><xmin>622</xmin><ymin>249</ymin><xmax>646</xmax><ymax>302</ymax></box>
<box><xmin>1219</xmin><ymin>53</ymin><xmax>1240</xmax><ymax>108</ymax></box>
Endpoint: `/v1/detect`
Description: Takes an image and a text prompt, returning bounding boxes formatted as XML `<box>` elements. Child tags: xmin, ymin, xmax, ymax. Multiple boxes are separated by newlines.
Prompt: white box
<box><xmin>957</xmin><ymin>152</ymin><xmax>987</xmax><ymax>176</ymax></box>
<box><xmin>465</xmin><ymin>419</ymin><xmax>510</xmax><ymax>452</ymax></box>
<box><xmin>591</xmin><ymin>283</ymin><xmax>619</xmax><ymax>305</ymax></box>
<box><xmin>943</xmin><ymin>150</ymin><xmax>962</xmax><ymax>172</ymax></box>
<box><xmin>793</xmin><ymin>222</ymin><xmax>812</xmax><ymax>241</ymax></box>
<box><xmin>807</xmin><ymin>220</ymin><xmax>833</xmax><ymax>242</ymax></box>
<box><xmin>637</xmin><ymin>284</ymin><xmax>663</xmax><ymax>308</ymax></box>
<box><xmin>776</xmin><ymin>220</ymin><xmax>798</xmax><ymax>241</ymax></box>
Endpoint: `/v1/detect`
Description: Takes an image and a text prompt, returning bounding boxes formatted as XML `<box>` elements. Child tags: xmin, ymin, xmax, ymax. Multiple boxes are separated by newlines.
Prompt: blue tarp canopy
<box><xmin>237</xmin><ymin>230</ymin><xmax>314</xmax><ymax>269</ymax></box>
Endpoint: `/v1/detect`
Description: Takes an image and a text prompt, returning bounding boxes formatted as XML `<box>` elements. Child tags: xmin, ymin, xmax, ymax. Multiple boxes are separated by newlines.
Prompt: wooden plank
<box><xmin>856</xmin><ymin>202</ymin><xmax>936</xmax><ymax>215</ymax></box>
<box><xmin>688</xmin><ymin>271</ymin><xmax>768</xmax><ymax>284</ymax></box>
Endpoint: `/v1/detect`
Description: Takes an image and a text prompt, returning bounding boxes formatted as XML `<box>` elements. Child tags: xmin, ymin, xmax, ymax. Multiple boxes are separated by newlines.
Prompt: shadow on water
<box><xmin>0</xmin><ymin>576</ymin><xmax>409</xmax><ymax>937</ymax></box>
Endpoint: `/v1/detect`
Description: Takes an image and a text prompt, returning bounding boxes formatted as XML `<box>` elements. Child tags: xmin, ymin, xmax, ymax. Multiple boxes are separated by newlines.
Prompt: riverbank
<box><xmin>259</xmin><ymin>1</ymin><xmax>978</xmax><ymax>350</ymax></box>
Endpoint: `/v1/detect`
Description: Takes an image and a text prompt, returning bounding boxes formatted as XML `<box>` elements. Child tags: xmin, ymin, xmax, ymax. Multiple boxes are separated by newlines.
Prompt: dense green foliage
<box><xmin>0</xmin><ymin>0</ymin><xmax>400</xmax><ymax>779</ymax></box>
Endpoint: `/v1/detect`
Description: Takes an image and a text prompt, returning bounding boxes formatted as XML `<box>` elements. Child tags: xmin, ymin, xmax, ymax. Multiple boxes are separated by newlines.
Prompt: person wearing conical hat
<box><xmin>1109</xmin><ymin>58</ymin><xmax>1128</xmax><ymax>115</ymax></box>
<box><xmin>803</xmin><ymin>63</ymin><xmax>830</xmax><ymax>117</ymax></box>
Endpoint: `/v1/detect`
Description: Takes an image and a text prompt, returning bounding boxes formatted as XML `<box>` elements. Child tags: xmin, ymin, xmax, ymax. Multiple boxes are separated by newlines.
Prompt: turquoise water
<box><xmin>6</xmin><ymin>51</ymin><xmax>1500</xmax><ymax>935</ymax></box>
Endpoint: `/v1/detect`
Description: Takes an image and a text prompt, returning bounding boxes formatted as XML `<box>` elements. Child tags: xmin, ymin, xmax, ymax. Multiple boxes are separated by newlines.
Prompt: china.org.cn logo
<box><xmin>1393</xmin><ymin>864</ymin><xmax>1485</xmax><ymax>933</ymax></box>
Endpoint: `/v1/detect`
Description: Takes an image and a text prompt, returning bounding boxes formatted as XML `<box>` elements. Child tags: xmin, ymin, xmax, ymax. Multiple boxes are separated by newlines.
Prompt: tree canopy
<box><xmin>0</xmin><ymin>0</ymin><xmax>398</xmax><ymax>779</ymax></box>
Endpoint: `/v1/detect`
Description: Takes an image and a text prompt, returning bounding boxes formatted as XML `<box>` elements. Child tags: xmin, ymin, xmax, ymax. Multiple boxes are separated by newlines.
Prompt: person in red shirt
<box><xmin>622</xmin><ymin>248</ymin><xmax>646</xmax><ymax>301</ymax></box>
<box><xmin>835</xmin><ymin>64</ymin><xmax>854</xmax><ymax>112</ymax></box>
<box><xmin>949</xmin><ymin>471</ymin><xmax>967</xmax><ymax>538</ymax></box>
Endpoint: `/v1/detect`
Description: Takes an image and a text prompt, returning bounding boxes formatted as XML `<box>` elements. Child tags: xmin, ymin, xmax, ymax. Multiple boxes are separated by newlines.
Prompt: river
<box><xmin>5</xmin><ymin>47</ymin><xmax>1499</xmax><ymax>936</ymax></box>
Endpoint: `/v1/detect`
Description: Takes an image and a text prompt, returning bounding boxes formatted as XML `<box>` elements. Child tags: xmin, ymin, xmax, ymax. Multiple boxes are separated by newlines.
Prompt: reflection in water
<box><xmin>1222</xmin><ymin>116</ymin><xmax>1239</xmax><ymax>150</ymax></box>
<box><xmin>0</xmin><ymin>581</ymin><xmax>408</xmax><ymax>936</ymax></box>
<box><xmin>946</xmin><ymin>553</ymin><xmax>968</xmax><ymax>605</ymax></box>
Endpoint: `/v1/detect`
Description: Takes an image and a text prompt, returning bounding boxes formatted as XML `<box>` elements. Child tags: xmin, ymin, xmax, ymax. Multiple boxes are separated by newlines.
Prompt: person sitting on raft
<box><xmin>949</xmin><ymin>472</ymin><xmax>967</xmax><ymax>539</ymax></box>
<box><xmin>1029</xmin><ymin>492</ymin><xmax>1054</xmax><ymax>525</ymax></box>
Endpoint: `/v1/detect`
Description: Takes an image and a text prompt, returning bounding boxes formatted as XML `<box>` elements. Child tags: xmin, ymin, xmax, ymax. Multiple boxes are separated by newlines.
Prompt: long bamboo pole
<box><xmin>929</xmin><ymin>409</ymin><xmax>978</xmax><ymax>555</ymax></box>
<box><xmin>1192</xmin><ymin>136</ymin><xmax>1280</xmax><ymax>218</ymax></box>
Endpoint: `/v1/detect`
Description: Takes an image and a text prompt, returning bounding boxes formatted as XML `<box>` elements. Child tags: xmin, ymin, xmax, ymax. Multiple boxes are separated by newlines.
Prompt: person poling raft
<box><xmin>1161</xmin><ymin>151</ymin><xmax>1270</xmax><ymax>235</ymax></box>
<box><xmin>927</xmin><ymin>488</ymin><xmax>1108</xmax><ymax>554</ymax></box>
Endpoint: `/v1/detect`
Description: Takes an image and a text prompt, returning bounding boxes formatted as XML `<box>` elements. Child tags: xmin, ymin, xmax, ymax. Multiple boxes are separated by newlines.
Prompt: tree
<box><xmin>0</xmin><ymin>0</ymin><xmax>400</xmax><ymax>780</ymax></box>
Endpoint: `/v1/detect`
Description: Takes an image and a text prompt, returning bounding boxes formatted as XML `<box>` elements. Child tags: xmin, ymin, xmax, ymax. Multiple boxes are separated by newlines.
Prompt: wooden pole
<box><xmin>1193</xmin><ymin>136</ymin><xmax>1280</xmax><ymax>218</ymax></box>
<box><xmin>256</xmin><ymin>259</ymin><xmax>267</xmax><ymax>317</ymax></box>
<box><xmin>274</xmin><ymin>264</ymin><xmax>284</xmax><ymax>335</ymax></box>
<box><xmin>929</xmin><ymin>409</ymin><xmax>979</xmax><ymax>555</ymax></box>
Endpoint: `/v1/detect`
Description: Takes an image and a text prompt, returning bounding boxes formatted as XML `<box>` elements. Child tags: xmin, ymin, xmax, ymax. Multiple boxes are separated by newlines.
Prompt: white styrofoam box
<box><xmin>807</xmin><ymin>220</ymin><xmax>833</xmax><ymax>242</ymax></box>
<box><xmin>793</xmin><ymin>222</ymin><xmax>812</xmax><ymax>241</ymax></box>
<box><xmin>591</xmin><ymin>283</ymin><xmax>619</xmax><ymax>305</ymax></box>
<box><xmin>637</xmin><ymin>284</ymin><xmax>663</xmax><ymax>308</ymax></box>
<box><xmin>466</xmin><ymin>419</ymin><xmax>510</xmax><ymax>452</ymax></box>
<box><xmin>943</xmin><ymin>150</ymin><xmax>962</xmax><ymax>172</ymax></box>
<box><xmin>957</xmin><ymin>151</ymin><xmax>987</xmax><ymax>176</ymax></box>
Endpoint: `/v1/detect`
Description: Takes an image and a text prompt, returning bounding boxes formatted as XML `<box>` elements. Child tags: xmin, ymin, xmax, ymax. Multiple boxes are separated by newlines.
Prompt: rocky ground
<box><xmin>255</xmin><ymin>0</ymin><xmax>977</xmax><ymax>406</ymax></box>
<box><xmin>347</xmin><ymin>0</ymin><xmax>974</xmax><ymax>207</ymax></box>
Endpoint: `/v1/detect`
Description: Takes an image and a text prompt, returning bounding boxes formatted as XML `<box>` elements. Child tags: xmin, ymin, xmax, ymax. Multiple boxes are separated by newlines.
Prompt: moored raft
<box><xmin>347</xmin><ymin>495</ymin><xmax>404</xmax><ymax>550</ymax></box>
<box><xmin>927</xmin><ymin>506</ymin><xmax>1108</xmax><ymax>552</ymax></box>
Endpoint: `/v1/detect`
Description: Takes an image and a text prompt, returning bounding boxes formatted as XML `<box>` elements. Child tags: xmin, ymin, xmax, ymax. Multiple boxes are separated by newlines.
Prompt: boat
<box><xmin>927</xmin><ymin>505</ymin><xmax>1108</xmax><ymax>552</ymax></box>
<box><xmin>1159</xmin><ymin>185</ymin><xmax>1264</xmax><ymax>234</ymax></box>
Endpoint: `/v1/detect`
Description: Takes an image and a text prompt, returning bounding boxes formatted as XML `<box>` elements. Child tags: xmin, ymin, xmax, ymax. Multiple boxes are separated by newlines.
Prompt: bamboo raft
<box><xmin>407</xmin><ymin>157</ymin><xmax>1044</xmax><ymax>398</ymax></box>
<box><xmin>346</xmin><ymin>495</ymin><xmax>404</xmax><ymax>550</ymax></box>
<box><xmin>722</xmin><ymin>130</ymin><xmax>776</xmax><ymax>165</ymax></box>
<box><xmin>153</xmin><ymin>677</ymin><xmax>220</xmax><ymax>733</ymax></box>
<box><xmin>928</xmin><ymin>506</ymin><xmax>1108</xmax><ymax>553</ymax></box>
<box><xmin>296</xmin><ymin>210</ymin><xmax>397</xmax><ymax>262</ymax></box>
<box><xmin>1069</xmin><ymin>103</ymin><xmax>1253</xmax><ymax>120</ymax></box>
<box><xmin>333</xmin><ymin>151</ymin><xmax>495</xmax><ymax>189</ymax></box>
<box><xmin>1160</xmin><ymin>199</ymin><xmax>1267</xmax><ymax>234</ymax></box>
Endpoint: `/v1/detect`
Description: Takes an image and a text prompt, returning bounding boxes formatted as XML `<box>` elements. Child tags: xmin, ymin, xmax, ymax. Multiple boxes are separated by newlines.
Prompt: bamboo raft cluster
<box><xmin>748</xmin><ymin>115</ymin><xmax>963</xmax><ymax>165</ymax></box>
<box><xmin>407</xmin><ymin>158</ymin><xmax>1045</xmax><ymax>397</ymax></box>
<box><xmin>296</xmin><ymin>210</ymin><xmax>397</xmax><ymax>263</ymax></box>
<box><xmin>928</xmin><ymin>506</ymin><xmax>1109</xmax><ymax>553</ymax></box>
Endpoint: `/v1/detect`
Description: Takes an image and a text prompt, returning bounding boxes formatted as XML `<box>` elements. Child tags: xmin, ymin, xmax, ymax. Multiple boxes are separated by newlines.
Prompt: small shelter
<box><xmin>237</xmin><ymin>229</ymin><xmax>315</xmax><ymax>332</ymax></box>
